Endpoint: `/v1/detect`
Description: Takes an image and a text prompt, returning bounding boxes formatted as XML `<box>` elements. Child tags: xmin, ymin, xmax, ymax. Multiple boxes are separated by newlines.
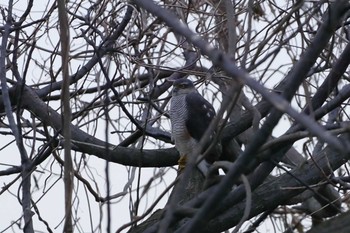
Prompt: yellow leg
<box><xmin>178</xmin><ymin>154</ymin><xmax>187</xmax><ymax>171</ymax></box>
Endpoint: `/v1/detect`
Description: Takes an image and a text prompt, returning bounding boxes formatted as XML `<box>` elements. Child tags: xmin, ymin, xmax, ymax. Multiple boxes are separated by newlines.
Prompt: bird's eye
<box><xmin>179</xmin><ymin>84</ymin><xmax>186</xmax><ymax>88</ymax></box>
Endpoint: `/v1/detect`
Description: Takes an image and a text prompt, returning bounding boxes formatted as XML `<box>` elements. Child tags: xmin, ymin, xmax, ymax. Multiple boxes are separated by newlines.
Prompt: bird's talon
<box><xmin>178</xmin><ymin>155</ymin><xmax>187</xmax><ymax>171</ymax></box>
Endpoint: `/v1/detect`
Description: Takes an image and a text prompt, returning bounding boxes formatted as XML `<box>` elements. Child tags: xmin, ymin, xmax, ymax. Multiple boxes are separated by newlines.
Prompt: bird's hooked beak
<box><xmin>169</xmin><ymin>78</ymin><xmax>196</xmax><ymax>96</ymax></box>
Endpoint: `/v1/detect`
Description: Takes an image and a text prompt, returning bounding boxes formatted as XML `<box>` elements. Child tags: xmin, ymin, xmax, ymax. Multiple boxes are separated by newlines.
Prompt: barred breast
<box><xmin>170</xmin><ymin>94</ymin><xmax>197</xmax><ymax>156</ymax></box>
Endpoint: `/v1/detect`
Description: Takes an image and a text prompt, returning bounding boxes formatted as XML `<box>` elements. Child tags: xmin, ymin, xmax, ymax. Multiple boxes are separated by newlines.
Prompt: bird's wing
<box><xmin>185</xmin><ymin>91</ymin><xmax>216</xmax><ymax>141</ymax></box>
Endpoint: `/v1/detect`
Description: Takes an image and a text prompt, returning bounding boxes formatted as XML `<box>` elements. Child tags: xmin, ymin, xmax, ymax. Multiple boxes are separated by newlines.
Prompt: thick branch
<box><xmin>18</xmin><ymin>86</ymin><xmax>179</xmax><ymax>167</ymax></box>
<box><xmin>201</xmin><ymin>133</ymin><xmax>350</xmax><ymax>232</ymax></box>
<box><xmin>306</xmin><ymin>210</ymin><xmax>350</xmax><ymax>233</ymax></box>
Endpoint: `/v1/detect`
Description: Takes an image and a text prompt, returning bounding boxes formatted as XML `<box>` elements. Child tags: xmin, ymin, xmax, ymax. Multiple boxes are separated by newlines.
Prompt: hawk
<box><xmin>169</xmin><ymin>78</ymin><xmax>220</xmax><ymax>175</ymax></box>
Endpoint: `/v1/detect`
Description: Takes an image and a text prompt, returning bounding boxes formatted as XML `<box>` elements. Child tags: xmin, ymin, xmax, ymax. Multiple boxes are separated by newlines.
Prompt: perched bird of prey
<box><xmin>169</xmin><ymin>78</ymin><xmax>220</xmax><ymax>175</ymax></box>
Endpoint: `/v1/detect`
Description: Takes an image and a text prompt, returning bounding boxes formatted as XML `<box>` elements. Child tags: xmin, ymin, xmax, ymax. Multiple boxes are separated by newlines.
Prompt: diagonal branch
<box><xmin>18</xmin><ymin>86</ymin><xmax>179</xmax><ymax>166</ymax></box>
<box><xmin>201</xmin><ymin>133</ymin><xmax>350</xmax><ymax>233</ymax></box>
<box><xmin>132</xmin><ymin>1</ymin><xmax>350</xmax><ymax>232</ymax></box>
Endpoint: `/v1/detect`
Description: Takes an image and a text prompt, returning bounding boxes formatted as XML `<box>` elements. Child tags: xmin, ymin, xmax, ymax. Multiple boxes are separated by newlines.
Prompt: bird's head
<box><xmin>171</xmin><ymin>78</ymin><xmax>196</xmax><ymax>96</ymax></box>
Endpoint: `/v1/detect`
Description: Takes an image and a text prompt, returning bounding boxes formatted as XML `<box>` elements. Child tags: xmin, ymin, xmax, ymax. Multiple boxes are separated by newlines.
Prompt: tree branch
<box><xmin>57</xmin><ymin>0</ymin><xmax>73</xmax><ymax>231</ymax></box>
<box><xmin>0</xmin><ymin>1</ymin><xmax>34</xmax><ymax>232</ymax></box>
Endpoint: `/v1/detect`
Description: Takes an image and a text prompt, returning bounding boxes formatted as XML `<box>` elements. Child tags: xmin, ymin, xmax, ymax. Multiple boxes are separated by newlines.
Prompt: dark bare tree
<box><xmin>1</xmin><ymin>0</ymin><xmax>350</xmax><ymax>233</ymax></box>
